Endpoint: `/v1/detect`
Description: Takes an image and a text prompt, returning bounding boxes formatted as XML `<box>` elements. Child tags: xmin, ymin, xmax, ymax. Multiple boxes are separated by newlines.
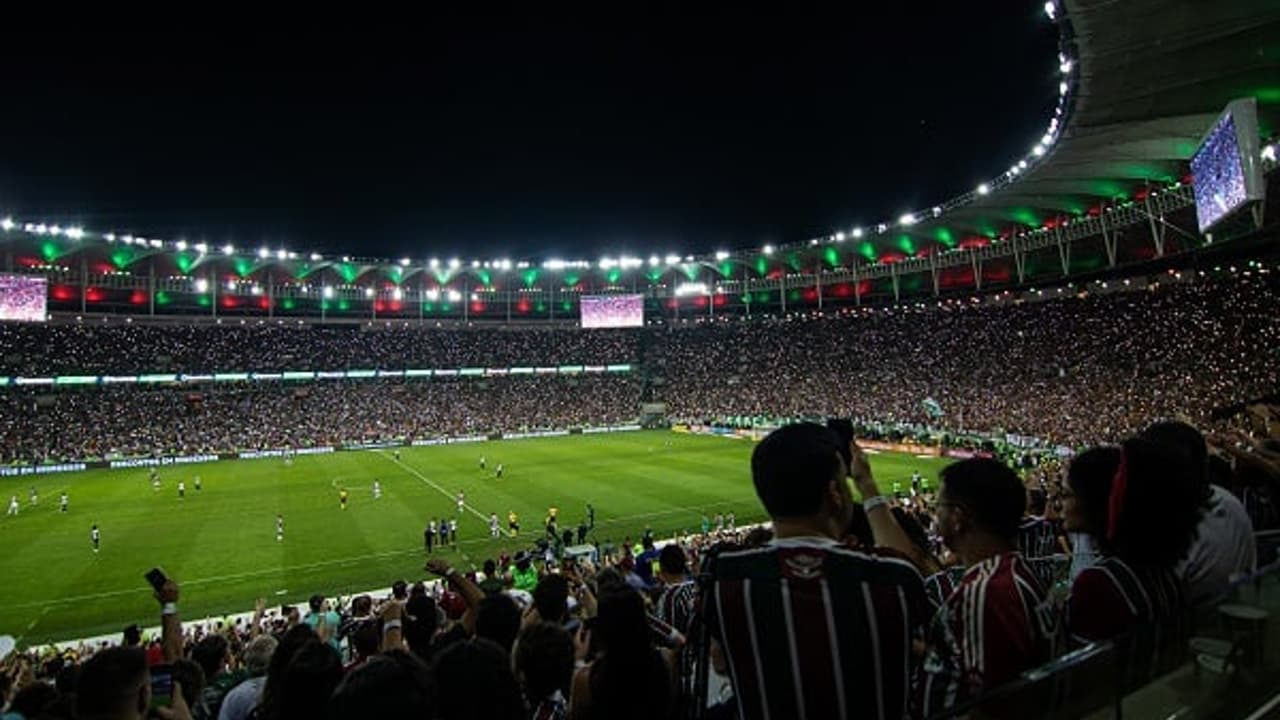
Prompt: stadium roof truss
<box><xmin>2</xmin><ymin>0</ymin><xmax>1280</xmax><ymax>314</ymax></box>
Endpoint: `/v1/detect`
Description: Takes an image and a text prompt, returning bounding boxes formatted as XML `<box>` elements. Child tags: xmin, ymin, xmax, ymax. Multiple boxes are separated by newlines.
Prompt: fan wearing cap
<box><xmin>511</xmin><ymin>551</ymin><xmax>539</xmax><ymax>593</ymax></box>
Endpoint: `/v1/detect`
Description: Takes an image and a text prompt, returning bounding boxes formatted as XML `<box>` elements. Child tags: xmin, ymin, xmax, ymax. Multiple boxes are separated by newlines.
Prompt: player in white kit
<box><xmin>60</xmin><ymin>491</ymin><xmax>69</xmax><ymax>513</ymax></box>
<box><xmin>373</xmin><ymin>480</ymin><xmax>382</xmax><ymax>500</ymax></box>
<box><xmin>91</xmin><ymin>524</ymin><xmax>101</xmax><ymax>553</ymax></box>
<box><xmin>456</xmin><ymin>491</ymin><xmax>465</xmax><ymax>514</ymax></box>
<box><xmin>276</xmin><ymin>514</ymin><xmax>285</xmax><ymax>542</ymax></box>
<box><xmin>489</xmin><ymin>512</ymin><xmax>501</xmax><ymax>538</ymax></box>
<box><xmin>7</xmin><ymin>495</ymin><xmax>18</xmax><ymax>516</ymax></box>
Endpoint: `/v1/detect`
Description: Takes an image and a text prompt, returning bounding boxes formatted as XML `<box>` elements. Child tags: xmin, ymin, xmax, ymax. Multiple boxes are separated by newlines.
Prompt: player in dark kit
<box><xmin>425</xmin><ymin>520</ymin><xmax>436</xmax><ymax>553</ymax></box>
<box><xmin>438</xmin><ymin>517</ymin><xmax>450</xmax><ymax>548</ymax></box>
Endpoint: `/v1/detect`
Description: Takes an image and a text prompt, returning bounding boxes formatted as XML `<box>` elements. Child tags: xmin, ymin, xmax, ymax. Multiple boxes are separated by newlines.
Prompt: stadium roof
<box><xmin>893</xmin><ymin>0</ymin><xmax>1280</xmax><ymax>250</ymax></box>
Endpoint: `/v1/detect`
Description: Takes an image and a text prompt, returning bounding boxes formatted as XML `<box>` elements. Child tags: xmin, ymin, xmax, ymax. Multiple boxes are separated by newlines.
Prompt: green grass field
<box><xmin>0</xmin><ymin>430</ymin><xmax>951</xmax><ymax>645</ymax></box>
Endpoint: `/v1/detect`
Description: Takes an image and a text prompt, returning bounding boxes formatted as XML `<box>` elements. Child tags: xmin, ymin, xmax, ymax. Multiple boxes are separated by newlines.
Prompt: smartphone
<box><xmin>150</xmin><ymin>665</ymin><xmax>173</xmax><ymax>709</ymax></box>
<box><xmin>144</xmin><ymin>568</ymin><xmax>168</xmax><ymax>593</ymax></box>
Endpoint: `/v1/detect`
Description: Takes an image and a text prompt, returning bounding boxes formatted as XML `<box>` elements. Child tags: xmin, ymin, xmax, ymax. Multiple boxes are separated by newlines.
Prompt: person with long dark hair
<box><xmin>1063</xmin><ymin>438</ymin><xmax>1201</xmax><ymax>662</ymax></box>
<box><xmin>569</xmin><ymin>587</ymin><xmax>673</xmax><ymax>720</ymax></box>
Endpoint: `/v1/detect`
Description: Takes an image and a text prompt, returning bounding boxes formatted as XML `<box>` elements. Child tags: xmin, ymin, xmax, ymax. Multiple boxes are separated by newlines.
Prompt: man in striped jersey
<box><xmin>911</xmin><ymin>459</ymin><xmax>1057</xmax><ymax>716</ymax></box>
<box><xmin>1018</xmin><ymin>488</ymin><xmax>1070</xmax><ymax>590</ymax></box>
<box><xmin>704</xmin><ymin>422</ymin><xmax>928</xmax><ymax>720</ymax></box>
<box><xmin>1017</xmin><ymin>489</ymin><xmax>1064</xmax><ymax>559</ymax></box>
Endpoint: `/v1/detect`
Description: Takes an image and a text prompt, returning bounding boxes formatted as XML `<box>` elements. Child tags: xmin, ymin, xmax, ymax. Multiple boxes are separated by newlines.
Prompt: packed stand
<box><xmin>659</xmin><ymin>271</ymin><xmax>1280</xmax><ymax>447</ymax></box>
<box><xmin>0</xmin><ymin>325</ymin><xmax>639</xmax><ymax>376</ymax></box>
<box><xmin>0</xmin><ymin>376</ymin><xmax>642</xmax><ymax>464</ymax></box>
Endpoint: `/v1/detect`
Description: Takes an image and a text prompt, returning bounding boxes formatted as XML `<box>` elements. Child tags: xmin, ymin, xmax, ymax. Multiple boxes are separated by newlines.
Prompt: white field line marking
<box><xmin>377</xmin><ymin>451</ymin><xmax>489</xmax><ymax>522</ymax></box>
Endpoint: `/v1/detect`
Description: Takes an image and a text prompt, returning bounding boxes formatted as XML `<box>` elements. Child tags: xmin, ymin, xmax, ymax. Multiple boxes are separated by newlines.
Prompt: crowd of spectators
<box><xmin>2</xmin><ymin>271</ymin><xmax>1277</xmax><ymax>464</ymax></box>
<box><xmin>660</xmin><ymin>271</ymin><xmax>1280</xmax><ymax>447</ymax></box>
<box><xmin>0</xmin><ymin>325</ymin><xmax>639</xmax><ymax>376</ymax></box>
<box><xmin>0</xmin><ymin>376</ymin><xmax>642</xmax><ymax>464</ymax></box>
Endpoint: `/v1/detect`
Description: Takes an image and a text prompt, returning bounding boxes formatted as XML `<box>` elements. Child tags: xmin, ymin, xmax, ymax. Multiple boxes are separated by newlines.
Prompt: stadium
<box><xmin>1</xmin><ymin>3</ymin><xmax>1280</xmax><ymax>719</ymax></box>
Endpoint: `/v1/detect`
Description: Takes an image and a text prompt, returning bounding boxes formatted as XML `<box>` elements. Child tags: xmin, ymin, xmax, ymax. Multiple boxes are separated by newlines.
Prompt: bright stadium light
<box><xmin>1032</xmin><ymin>144</ymin><xmax>1046</xmax><ymax>157</ymax></box>
<box><xmin>364</xmin><ymin>287</ymin><xmax>375</xmax><ymax>298</ymax></box>
<box><xmin>715</xmin><ymin>250</ymin><xmax>730</xmax><ymax>261</ymax></box>
<box><xmin>664</xmin><ymin>254</ymin><xmax>680</xmax><ymax>265</ymax></box>
<box><xmin>499</xmin><ymin>259</ymin><xmax>512</xmax><ymax>270</ymax></box>
<box><xmin>543</xmin><ymin>259</ymin><xmax>565</xmax><ymax>270</ymax></box>
<box><xmin>852</xmin><ymin>228</ymin><xmax>863</xmax><ymax>238</ymax></box>
<box><xmin>222</xmin><ymin>244</ymin><xmax>235</xmax><ymax>256</ymax></box>
<box><xmin>103</xmin><ymin>232</ymin><xmax>116</xmax><ymax>242</ymax></box>
<box><xmin>447</xmin><ymin>289</ymin><xmax>462</xmax><ymax>302</ymax></box>
<box><xmin>251</xmin><ymin>285</ymin><xmax>263</xmax><ymax>296</ymax></box>
<box><xmin>323</xmin><ymin>286</ymin><xmax>334</xmax><ymax>299</ymax></box>
<box><xmin>195</xmin><ymin>243</ymin><xmax>208</xmax><ymax>254</ymax></box>
<box><xmin>1041</xmin><ymin>133</ymin><xmax>1053</xmax><ymax>146</ymax></box>
<box><xmin>392</xmin><ymin>287</ymin><xmax>403</xmax><ymax>300</ymax></box>
<box><xmin>194</xmin><ymin>278</ymin><xmax>208</xmax><ymax>293</ymax></box>
<box><xmin>67</xmin><ymin>226</ymin><xmax>85</xmax><ymax>240</ymax></box>
<box><xmin>226</xmin><ymin>280</ymin><xmax>237</xmax><ymax>292</ymax></box>
<box><xmin>449</xmin><ymin>258</ymin><xmax>460</xmax><ymax>269</ymax></box>
<box><xmin>49</xmin><ymin>225</ymin><xmax>63</xmax><ymax>236</ymax></box>
<box><xmin>1060</xmin><ymin>59</ymin><xmax>1072</xmax><ymax>74</ymax></box>
<box><xmin>899</xmin><ymin>213</ymin><xmax>916</xmax><ymax>226</ymax></box>
<box><xmin>175</xmin><ymin>240</ymin><xmax>188</xmax><ymax>251</ymax></box>
<box><xmin>1059</xmin><ymin>81</ymin><xmax>1069</xmax><ymax>96</ymax></box>
<box><xmin>429</xmin><ymin>258</ymin><xmax>440</xmax><ymax>268</ymax></box>
<box><xmin>149</xmin><ymin>239</ymin><xmax>163</xmax><ymax>248</ymax></box>
<box><xmin>471</xmin><ymin>259</ymin><xmax>480</xmax><ymax>268</ymax></box>
<box><xmin>762</xmin><ymin>244</ymin><xmax>774</xmax><ymax>256</ymax></box>
<box><xmin>399</xmin><ymin>257</ymin><xmax>411</xmax><ymax>267</ymax></box>
<box><xmin>257</xmin><ymin>247</ymin><xmax>270</xmax><ymax>259</ymax></box>
<box><xmin>598</xmin><ymin>257</ymin><xmax>616</xmax><ymax>269</ymax></box>
<box><xmin>977</xmin><ymin>183</ymin><xmax>991</xmax><ymax>195</ymax></box>
<box><xmin>0</xmin><ymin>217</ymin><xmax>13</xmax><ymax>231</ymax></box>
<box><xmin>276</xmin><ymin>249</ymin><xmax>288</xmax><ymax>260</ymax></box>
<box><xmin>648</xmin><ymin>255</ymin><xmax>660</xmax><ymax>267</ymax></box>
<box><xmin>835</xmin><ymin>232</ymin><xmax>845</xmax><ymax>242</ymax></box>
<box><xmin>34</xmin><ymin>224</ymin><xmax>48</xmax><ymax>235</ymax></box>
<box><xmin>309</xmin><ymin>252</ymin><xmax>322</xmax><ymax>261</ymax></box>
<box><xmin>426</xmin><ymin>289</ymin><xmax>439</xmax><ymax>300</ymax></box>
<box><xmin>675</xmin><ymin>282</ymin><xmax>708</xmax><ymax>296</ymax></box>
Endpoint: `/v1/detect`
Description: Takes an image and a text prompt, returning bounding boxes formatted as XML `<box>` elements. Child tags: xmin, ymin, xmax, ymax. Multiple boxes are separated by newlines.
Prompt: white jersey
<box><xmin>7</xmin><ymin>497</ymin><xmax>18</xmax><ymax>515</ymax></box>
<box><xmin>60</xmin><ymin>494</ymin><xmax>69</xmax><ymax>509</ymax></box>
<box><xmin>456</xmin><ymin>493</ymin><xmax>465</xmax><ymax>510</ymax></box>
<box><xmin>373</xmin><ymin>482</ymin><xmax>382</xmax><ymax>499</ymax></box>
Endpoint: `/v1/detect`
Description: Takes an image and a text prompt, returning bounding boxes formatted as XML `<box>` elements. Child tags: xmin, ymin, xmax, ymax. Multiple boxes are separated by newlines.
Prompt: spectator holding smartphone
<box><xmin>704</xmin><ymin>422</ymin><xmax>927</xmax><ymax>720</ymax></box>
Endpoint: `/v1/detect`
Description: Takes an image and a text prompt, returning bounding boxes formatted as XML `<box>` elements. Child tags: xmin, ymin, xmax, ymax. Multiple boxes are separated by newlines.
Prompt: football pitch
<box><xmin>0</xmin><ymin>430</ymin><xmax>951</xmax><ymax>645</ymax></box>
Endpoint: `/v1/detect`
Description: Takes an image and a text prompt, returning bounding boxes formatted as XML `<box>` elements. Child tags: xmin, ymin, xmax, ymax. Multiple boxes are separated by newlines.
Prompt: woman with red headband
<box><xmin>1061</xmin><ymin>438</ymin><xmax>1202</xmax><ymax>662</ymax></box>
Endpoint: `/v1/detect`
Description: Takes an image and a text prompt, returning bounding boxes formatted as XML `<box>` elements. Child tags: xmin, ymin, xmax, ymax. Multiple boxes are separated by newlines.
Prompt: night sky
<box><xmin>0</xmin><ymin>9</ymin><xmax>1058</xmax><ymax>260</ymax></box>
